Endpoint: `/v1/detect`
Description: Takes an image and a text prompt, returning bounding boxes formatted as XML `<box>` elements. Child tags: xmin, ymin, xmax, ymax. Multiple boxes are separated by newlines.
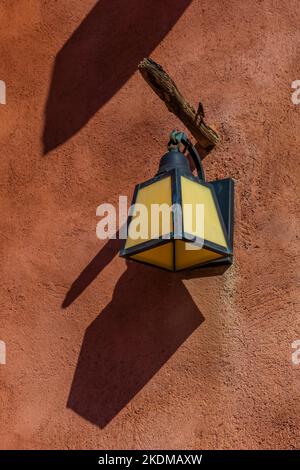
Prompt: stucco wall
<box><xmin>0</xmin><ymin>0</ymin><xmax>299</xmax><ymax>449</ymax></box>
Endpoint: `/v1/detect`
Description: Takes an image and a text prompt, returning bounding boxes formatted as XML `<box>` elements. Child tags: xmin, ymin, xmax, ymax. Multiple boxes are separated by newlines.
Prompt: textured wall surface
<box><xmin>0</xmin><ymin>0</ymin><xmax>299</xmax><ymax>449</ymax></box>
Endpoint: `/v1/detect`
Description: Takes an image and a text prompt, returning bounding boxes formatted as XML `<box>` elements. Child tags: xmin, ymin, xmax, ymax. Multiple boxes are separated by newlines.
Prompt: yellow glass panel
<box><xmin>175</xmin><ymin>240</ymin><xmax>223</xmax><ymax>270</ymax></box>
<box><xmin>125</xmin><ymin>176</ymin><xmax>172</xmax><ymax>249</ymax></box>
<box><xmin>130</xmin><ymin>242</ymin><xmax>173</xmax><ymax>270</ymax></box>
<box><xmin>181</xmin><ymin>177</ymin><xmax>227</xmax><ymax>248</ymax></box>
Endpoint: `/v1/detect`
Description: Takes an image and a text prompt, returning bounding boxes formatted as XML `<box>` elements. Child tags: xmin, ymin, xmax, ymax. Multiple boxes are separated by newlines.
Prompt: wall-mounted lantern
<box><xmin>120</xmin><ymin>131</ymin><xmax>234</xmax><ymax>272</ymax></box>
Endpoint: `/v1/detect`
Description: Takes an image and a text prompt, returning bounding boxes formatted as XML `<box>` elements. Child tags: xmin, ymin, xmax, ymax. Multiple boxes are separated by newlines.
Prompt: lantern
<box><xmin>119</xmin><ymin>131</ymin><xmax>234</xmax><ymax>272</ymax></box>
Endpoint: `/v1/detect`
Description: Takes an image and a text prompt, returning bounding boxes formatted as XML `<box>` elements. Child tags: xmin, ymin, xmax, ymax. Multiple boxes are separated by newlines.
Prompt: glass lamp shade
<box><xmin>119</xmin><ymin>148</ymin><xmax>234</xmax><ymax>272</ymax></box>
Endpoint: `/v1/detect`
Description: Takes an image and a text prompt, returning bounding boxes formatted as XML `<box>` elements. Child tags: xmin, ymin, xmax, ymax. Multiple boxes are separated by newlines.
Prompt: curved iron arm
<box><xmin>168</xmin><ymin>130</ymin><xmax>205</xmax><ymax>180</ymax></box>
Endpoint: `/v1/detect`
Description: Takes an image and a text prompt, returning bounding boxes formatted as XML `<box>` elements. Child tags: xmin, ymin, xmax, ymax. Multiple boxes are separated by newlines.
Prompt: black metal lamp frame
<box><xmin>119</xmin><ymin>132</ymin><xmax>234</xmax><ymax>272</ymax></box>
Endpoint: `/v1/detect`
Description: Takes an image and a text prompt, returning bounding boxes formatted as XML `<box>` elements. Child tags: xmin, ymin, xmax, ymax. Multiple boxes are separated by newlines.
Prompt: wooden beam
<box><xmin>138</xmin><ymin>58</ymin><xmax>219</xmax><ymax>151</ymax></box>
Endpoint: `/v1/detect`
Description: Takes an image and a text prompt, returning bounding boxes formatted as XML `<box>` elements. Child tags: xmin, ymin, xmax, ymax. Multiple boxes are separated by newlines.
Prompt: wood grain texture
<box><xmin>138</xmin><ymin>58</ymin><xmax>219</xmax><ymax>150</ymax></box>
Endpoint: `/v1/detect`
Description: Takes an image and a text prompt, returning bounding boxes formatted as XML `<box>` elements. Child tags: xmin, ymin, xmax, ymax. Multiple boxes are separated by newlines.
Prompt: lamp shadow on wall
<box><xmin>43</xmin><ymin>0</ymin><xmax>192</xmax><ymax>155</ymax></box>
<box><xmin>63</xmin><ymin>237</ymin><xmax>227</xmax><ymax>428</ymax></box>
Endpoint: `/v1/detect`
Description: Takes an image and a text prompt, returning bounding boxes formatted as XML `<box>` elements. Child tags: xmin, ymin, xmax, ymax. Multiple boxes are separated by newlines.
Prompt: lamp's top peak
<box><xmin>160</xmin><ymin>130</ymin><xmax>205</xmax><ymax>180</ymax></box>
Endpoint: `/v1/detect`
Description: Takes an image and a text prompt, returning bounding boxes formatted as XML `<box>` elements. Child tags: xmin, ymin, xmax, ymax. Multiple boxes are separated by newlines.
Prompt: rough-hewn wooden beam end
<box><xmin>138</xmin><ymin>58</ymin><xmax>220</xmax><ymax>151</ymax></box>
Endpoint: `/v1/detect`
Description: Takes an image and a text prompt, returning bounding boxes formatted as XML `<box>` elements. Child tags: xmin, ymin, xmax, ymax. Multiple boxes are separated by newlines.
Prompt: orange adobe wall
<box><xmin>0</xmin><ymin>0</ymin><xmax>299</xmax><ymax>449</ymax></box>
